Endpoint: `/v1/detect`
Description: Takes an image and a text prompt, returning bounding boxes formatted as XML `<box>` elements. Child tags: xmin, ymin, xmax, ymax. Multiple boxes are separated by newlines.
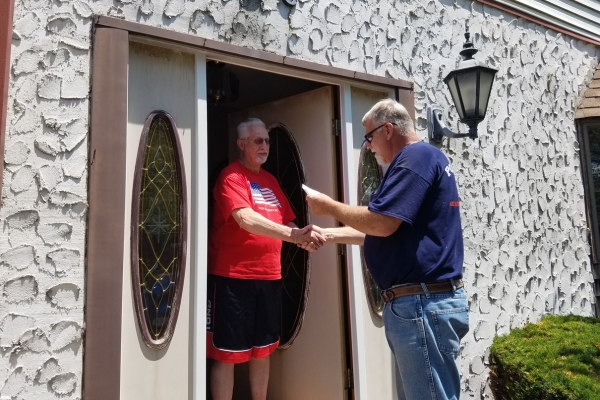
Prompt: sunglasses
<box><xmin>364</xmin><ymin>122</ymin><xmax>395</xmax><ymax>143</ymax></box>
<box><xmin>245</xmin><ymin>137</ymin><xmax>270</xmax><ymax>146</ymax></box>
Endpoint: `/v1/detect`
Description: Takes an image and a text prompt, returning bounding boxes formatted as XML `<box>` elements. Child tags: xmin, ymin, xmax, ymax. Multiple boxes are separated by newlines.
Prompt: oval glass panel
<box><xmin>131</xmin><ymin>111</ymin><xmax>187</xmax><ymax>350</ymax></box>
<box><xmin>262</xmin><ymin>124</ymin><xmax>309</xmax><ymax>349</ymax></box>
<box><xmin>357</xmin><ymin>143</ymin><xmax>384</xmax><ymax>318</ymax></box>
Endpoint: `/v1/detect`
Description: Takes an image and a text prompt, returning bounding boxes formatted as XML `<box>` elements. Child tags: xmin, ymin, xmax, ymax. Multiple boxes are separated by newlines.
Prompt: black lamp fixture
<box><xmin>206</xmin><ymin>60</ymin><xmax>239</xmax><ymax>105</ymax></box>
<box><xmin>428</xmin><ymin>24</ymin><xmax>498</xmax><ymax>143</ymax></box>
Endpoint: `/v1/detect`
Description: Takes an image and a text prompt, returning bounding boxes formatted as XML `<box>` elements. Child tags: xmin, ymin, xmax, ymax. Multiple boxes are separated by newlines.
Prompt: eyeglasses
<box><xmin>245</xmin><ymin>137</ymin><xmax>270</xmax><ymax>146</ymax></box>
<box><xmin>364</xmin><ymin>122</ymin><xmax>395</xmax><ymax>143</ymax></box>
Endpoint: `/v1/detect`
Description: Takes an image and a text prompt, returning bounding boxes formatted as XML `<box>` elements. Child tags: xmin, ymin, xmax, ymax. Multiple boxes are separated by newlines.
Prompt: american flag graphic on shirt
<box><xmin>250</xmin><ymin>182</ymin><xmax>281</xmax><ymax>207</ymax></box>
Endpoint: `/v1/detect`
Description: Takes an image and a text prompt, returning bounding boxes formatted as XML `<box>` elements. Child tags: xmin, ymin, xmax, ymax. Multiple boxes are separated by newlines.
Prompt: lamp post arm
<box><xmin>427</xmin><ymin>105</ymin><xmax>470</xmax><ymax>143</ymax></box>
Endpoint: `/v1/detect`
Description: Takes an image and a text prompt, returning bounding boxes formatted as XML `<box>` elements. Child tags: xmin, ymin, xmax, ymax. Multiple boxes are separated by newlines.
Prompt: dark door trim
<box><xmin>0</xmin><ymin>0</ymin><xmax>15</xmax><ymax>210</ymax></box>
<box><xmin>84</xmin><ymin>26</ymin><xmax>129</xmax><ymax>400</ymax></box>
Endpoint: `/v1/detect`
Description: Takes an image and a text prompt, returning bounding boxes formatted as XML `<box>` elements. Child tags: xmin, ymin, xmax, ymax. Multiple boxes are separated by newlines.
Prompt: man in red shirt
<box><xmin>207</xmin><ymin>118</ymin><xmax>323</xmax><ymax>400</ymax></box>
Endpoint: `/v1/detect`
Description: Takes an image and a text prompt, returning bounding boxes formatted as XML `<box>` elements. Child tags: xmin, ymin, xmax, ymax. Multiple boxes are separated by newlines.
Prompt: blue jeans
<box><xmin>383</xmin><ymin>285</ymin><xmax>468</xmax><ymax>400</ymax></box>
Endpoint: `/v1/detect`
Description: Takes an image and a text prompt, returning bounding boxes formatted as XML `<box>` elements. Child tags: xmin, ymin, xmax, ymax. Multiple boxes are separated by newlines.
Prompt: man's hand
<box><xmin>297</xmin><ymin>224</ymin><xmax>366</xmax><ymax>247</ymax></box>
<box><xmin>296</xmin><ymin>224</ymin><xmax>325</xmax><ymax>252</ymax></box>
<box><xmin>305</xmin><ymin>192</ymin><xmax>334</xmax><ymax>216</ymax></box>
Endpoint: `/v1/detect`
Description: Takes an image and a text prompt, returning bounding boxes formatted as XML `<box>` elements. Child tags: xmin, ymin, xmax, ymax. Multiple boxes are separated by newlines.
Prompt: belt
<box><xmin>380</xmin><ymin>280</ymin><xmax>463</xmax><ymax>303</ymax></box>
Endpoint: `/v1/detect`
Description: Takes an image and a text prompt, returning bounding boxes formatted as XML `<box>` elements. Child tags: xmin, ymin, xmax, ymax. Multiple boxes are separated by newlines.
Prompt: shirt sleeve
<box><xmin>216</xmin><ymin>172</ymin><xmax>253</xmax><ymax>220</ymax></box>
<box><xmin>368</xmin><ymin>164</ymin><xmax>431</xmax><ymax>225</ymax></box>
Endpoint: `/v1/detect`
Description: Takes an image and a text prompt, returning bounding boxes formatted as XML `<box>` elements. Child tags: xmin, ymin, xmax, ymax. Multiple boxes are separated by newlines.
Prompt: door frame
<box><xmin>0</xmin><ymin>0</ymin><xmax>15</xmax><ymax>210</ymax></box>
<box><xmin>87</xmin><ymin>16</ymin><xmax>414</xmax><ymax>400</ymax></box>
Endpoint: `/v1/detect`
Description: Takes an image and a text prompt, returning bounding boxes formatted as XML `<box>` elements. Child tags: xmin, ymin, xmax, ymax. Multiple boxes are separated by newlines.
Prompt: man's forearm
<box><xmin>324</xmin><ymin>201</ymin><xmax>400</xmax><ymax>237</ymax></box>
<box><xmin>232</xmin><ymin>208</ymin><xmax>297</xmax><ymax>243</ymax></box>
<box><xmin>322</xmin><ymin>226</ymin><xmax>365</xmax><ymax>245</ymax></box>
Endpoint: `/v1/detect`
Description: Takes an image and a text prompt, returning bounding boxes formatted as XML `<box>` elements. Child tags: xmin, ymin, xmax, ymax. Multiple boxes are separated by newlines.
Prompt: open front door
<box><xmin>344</xmin><ymin>86</ymin><xmax>398</xmax><ymax>399</ymax></box>
<box><xmin>228</xmin><ymin>86</ymin><xmax>348</xmax><ymax>400</ymax></box>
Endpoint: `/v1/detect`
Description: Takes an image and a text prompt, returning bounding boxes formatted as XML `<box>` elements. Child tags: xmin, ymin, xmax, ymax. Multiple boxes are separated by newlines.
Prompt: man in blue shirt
<box><xmin>305</xmin><ymin>99</ymin><xmax>468</xmax><ymax>400</ymax></box>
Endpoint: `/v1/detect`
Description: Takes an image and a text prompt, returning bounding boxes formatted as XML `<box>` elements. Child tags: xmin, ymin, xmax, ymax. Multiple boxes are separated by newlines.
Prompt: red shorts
<box><xmin>206</xmin><ymin>274</ymin><xmax>281</xmax><ymax>364</ymax></box>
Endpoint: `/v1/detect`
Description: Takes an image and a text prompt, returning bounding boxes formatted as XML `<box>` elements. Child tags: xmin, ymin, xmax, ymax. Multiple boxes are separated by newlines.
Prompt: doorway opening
<box><xmin>206</xmin><ymin>62</ymin><xmax>326</xmax><ymax>188</ymax></box>
<box><xmin>205</xmin><ymin>62</ymin><xmax>352</xmax><ymax>400</ymax></box>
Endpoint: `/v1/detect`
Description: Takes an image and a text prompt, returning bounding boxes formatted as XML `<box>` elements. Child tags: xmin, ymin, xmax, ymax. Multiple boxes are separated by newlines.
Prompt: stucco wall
<box><xmin>1</xmin><ymin>0</ymin><xmax>599</xmax><ymax>398</ymax></box>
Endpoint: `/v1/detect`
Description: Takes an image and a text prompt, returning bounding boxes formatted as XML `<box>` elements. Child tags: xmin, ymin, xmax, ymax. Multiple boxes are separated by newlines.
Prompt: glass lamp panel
<box><xmin>446</xmin><ymin>76</ymin><xmax>465</xmax><ymax>120</ymax></box>
<box><xmin>477</xmin><ymin>69</ymin><xmax>496</xmax><ymax>118</ymax></box>
<box><xmin>456</xmin><ymin>70</ymin><xmax>478</xmax><ymax>118</ymax></box>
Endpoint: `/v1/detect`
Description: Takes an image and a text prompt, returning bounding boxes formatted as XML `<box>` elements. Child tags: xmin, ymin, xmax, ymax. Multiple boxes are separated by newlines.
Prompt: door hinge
<box><xmin>346</xmin><ymin>368</ymin><xmax>354</xmax><ymax>389</ymax></box>
<box><xmin>332</xmin><ymin>119</ymin><xmax>341</xmax><ymax>136</ymax></box>
<box><xmin>338</xmin><ymin>244</ymin><xmax>346</xmax><ymax>256</ymax></box>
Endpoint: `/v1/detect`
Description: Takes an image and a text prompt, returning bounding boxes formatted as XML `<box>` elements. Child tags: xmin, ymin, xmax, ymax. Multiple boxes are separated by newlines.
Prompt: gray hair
<box><xmin>237</xmin><ymin>118</ymin><xmax>266</xmax><ymax>139</ymax></box>
<box><xmin>362</xmin><ymin>99</ymin><xmax>414</xmax><ymax>136</ymax></box>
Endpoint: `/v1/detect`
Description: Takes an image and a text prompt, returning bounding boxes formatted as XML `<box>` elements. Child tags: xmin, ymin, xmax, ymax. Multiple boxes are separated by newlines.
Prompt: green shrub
<box><xmin>489</xmin><ymin>315</ymin><xmax>600</xmax><ymax>400</ymax></box>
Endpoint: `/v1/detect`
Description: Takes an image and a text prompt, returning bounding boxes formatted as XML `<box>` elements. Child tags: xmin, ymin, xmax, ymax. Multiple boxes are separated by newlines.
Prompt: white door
<box><xmin>122</xmin><ymin>41</ymin><xmax>195</xmax><ymax>399</ymax></box>
<box><xmin>228</xmin><ymin>86</ymin><xmax>348</xmax><ymax>400</ymax></box>
<box><xmin>343</xmin><ymin>86</ymin><xmax>397</xmax><ymax>399</ymax></box>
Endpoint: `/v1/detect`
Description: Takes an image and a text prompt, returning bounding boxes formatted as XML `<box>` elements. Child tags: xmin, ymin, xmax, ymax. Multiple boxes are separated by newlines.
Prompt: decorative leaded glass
<box><xmin>131</xmin><ymin>111</ymin><xmax>187</xmax><ymax>350</ymax></box>
<box><xmin>262</xmin><ymin>124</ymin><xmax>310</xmax><ymax>349</ymax></box>
<box><xmin>357</xmin><ymin>143</ymin><xmax>384</xmax><ymax>318</ymax></box>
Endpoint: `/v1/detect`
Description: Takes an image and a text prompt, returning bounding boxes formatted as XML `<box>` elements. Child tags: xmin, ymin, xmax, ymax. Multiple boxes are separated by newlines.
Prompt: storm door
<box><xmin>228</xmin><ymin>86</ymin><xmax>347</xmax><ymax>400</ymax></box>
<box><xmin>343</xmin><ymin>86</ymin><xmax>399</xmax><ymax>399</ymax></box>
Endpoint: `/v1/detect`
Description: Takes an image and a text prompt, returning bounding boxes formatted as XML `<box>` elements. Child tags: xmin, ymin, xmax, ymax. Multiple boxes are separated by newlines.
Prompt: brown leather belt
<box><xmin>381</xmin><ymin>280</ymin><xmax>463</xmax><ymax>303</ymax></box>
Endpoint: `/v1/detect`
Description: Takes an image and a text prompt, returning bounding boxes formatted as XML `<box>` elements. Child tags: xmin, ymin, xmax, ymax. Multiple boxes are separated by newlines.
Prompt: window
<box><xmin>580</xmin><ymin>121</ymin><xmax>600</xmax><ymax>260</ymax></box>
<box><xmin>578</xmin><ymin>119</ymin><xmax>600</xmax><ymax>309</ymax></box>
<box><xmin>131</xmin><ymin>111</ymin><xmax>188</xmax><ymax>350</ymax></box>
<box><xmin>263</xmin><ymin>124</ymin><xmax>310</xmax><ymax>349</ymax></box>
<box><xmin>357</xmin><ymin>144</ymin><xmax>384</xmax><ymax>318</ymax></box>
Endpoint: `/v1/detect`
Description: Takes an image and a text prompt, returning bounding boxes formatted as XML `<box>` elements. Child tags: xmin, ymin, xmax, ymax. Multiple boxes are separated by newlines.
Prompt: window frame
<box><xmin>578</xmin><ymin>118</ymin><xmax>600</xmax><ymax>263</ymax></box>
<box><xmin>577</xmin><ymin>117</ymin><xmax>600</xmax><ymax>315</ymax></box>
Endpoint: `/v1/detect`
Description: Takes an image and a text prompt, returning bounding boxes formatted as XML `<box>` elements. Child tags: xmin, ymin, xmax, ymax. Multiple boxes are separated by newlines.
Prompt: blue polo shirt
<box><xmin>363</xmin><ymin>141</ymin><xmax>463</xmax><ymax>289</ymax></box>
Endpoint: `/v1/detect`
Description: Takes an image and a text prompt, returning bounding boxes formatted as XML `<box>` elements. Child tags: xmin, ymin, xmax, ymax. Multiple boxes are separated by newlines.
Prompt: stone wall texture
<box><xmin>2</xmin><ymin>0</ymin><xmax>599</xmax><ymax>398</ymax></box>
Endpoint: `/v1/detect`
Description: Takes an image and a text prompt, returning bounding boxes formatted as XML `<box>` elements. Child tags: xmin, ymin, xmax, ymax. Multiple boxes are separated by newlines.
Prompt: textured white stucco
<box><xmin>1</xmin><ymin>0</ymin><xmax>599</xmax><ymax>398</ymax></box>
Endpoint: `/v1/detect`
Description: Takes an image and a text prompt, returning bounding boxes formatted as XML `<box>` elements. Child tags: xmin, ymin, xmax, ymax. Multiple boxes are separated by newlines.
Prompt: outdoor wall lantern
<box><xmin>428</xmin><ymin>25</ymin><xmax>498</xmax><ymax>143</ymax></box>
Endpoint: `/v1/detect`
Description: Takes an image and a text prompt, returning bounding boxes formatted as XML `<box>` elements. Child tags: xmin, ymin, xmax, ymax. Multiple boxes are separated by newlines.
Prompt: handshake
<box><xmin>292</xmin><ymin>224</ymin><xmax>327</xmax><ymax>253</ymax></box>
<box><xmin>289</xmin><ymin>185</ymin><xmax>341</xmax><ymax>252</ymax></box>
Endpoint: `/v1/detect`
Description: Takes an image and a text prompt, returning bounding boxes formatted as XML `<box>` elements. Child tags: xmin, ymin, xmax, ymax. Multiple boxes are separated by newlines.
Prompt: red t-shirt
<box><xmin>208</xmin><ymin>161</ymin><xmax>296</xmax><ymax>280</ymax></box>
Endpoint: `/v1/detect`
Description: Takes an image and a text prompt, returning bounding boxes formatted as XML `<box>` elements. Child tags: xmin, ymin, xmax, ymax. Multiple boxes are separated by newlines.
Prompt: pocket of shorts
<box><xmin>430</xmin><ymin>307</ymin><xmax>469</xmax><ymax>355</ymax></box>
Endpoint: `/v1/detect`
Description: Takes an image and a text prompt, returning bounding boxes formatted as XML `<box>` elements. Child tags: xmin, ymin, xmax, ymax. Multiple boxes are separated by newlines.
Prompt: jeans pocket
<box><xmin>388</xmin><ymin>297</ymin><xmax>419</xmax><ymax>322</ymax></box>
<box><xmin>430</xmin><ymin>307</ymin><xmax>469</xmax><ymax>355</ymax></box>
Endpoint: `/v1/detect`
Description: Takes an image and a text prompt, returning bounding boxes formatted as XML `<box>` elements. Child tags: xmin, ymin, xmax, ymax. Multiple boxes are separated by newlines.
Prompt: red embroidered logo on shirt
<box><xmin>449</xmin><ymin>201</ymin><xmax>460</xmax><ymax>207</ymax></box>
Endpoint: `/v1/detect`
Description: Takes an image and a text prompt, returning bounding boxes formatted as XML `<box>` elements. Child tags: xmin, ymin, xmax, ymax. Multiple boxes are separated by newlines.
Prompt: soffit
<box><xmin>477</xmin><ymin>0</ymin><xmax>600</xmax><ymax>45</ymax></box>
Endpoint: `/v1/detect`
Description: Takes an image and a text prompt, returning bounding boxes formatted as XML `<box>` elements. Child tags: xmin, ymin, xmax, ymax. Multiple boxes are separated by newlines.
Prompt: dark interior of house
<box><xmin>205</xmin><ymin>60</ymin><xmax>327</xmax><ymax>190</ymax></box>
